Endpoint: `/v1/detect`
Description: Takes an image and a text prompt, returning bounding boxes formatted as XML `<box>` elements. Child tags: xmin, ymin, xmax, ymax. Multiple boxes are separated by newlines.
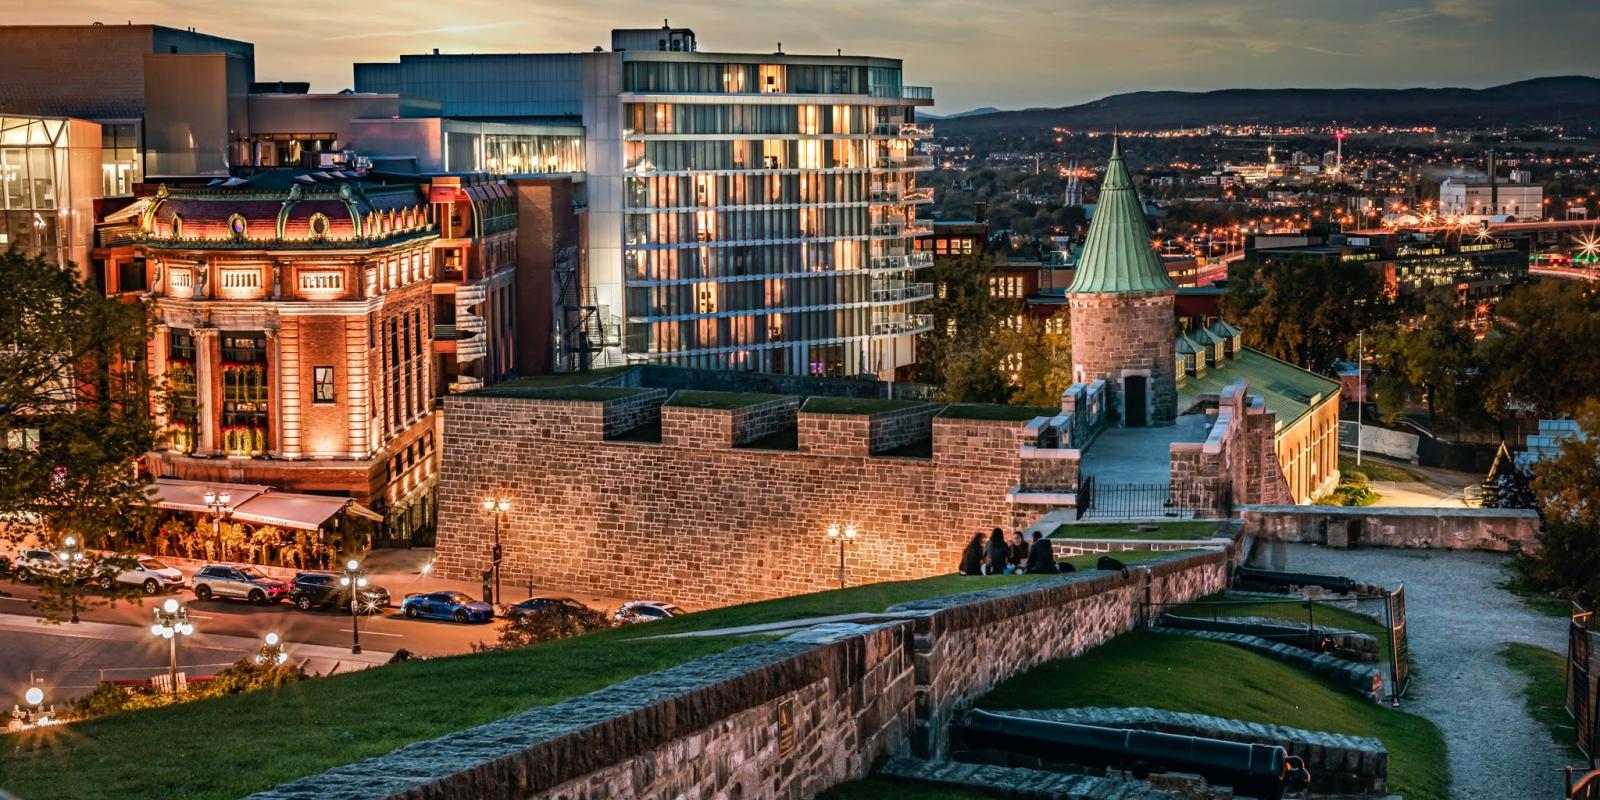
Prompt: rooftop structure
<box><xmin>1067</xmin><ymin>139</ymin><xmax>1175</xmax><ymax>295</ymax></box>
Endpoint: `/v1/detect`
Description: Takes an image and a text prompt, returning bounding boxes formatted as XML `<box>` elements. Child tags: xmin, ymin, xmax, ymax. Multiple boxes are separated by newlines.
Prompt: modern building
<box><xmin>355</xmin><ymin>25</ymin><xmax>937</xmax><ymax>378</ymax></box>
<box><xmin>94</xmin><ymin>169</ymin><xmax>527</xmax><ymax>541</ymax></box>
<box><xmin>1244</xmin><ymin>230</ymin><xmax>1530</xmax><ymax>310</ymax></box>
<box><xmin>0</xmin><ymin>114</ymin><xmax>103</xmax><ymax>270</ymax></box>
<box><xmin>1438</xmin><ymin>177</ymin><xmax>1543</xmax><ymax>222</ymax></box>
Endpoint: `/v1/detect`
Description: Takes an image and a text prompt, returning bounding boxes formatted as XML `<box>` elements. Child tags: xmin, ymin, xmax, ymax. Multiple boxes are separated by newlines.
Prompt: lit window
<box><xmin>228</xmin><ymin>214</ymin><xmax>247</xmax><ymax>239</ymax></box>
<box><xmin>313</xmin><ymin>366</ymin><xmax>336</xmax><ymax>403</ymax></box>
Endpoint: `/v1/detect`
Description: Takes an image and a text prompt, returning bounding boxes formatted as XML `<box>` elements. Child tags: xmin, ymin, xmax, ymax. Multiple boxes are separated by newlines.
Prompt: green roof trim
<box><xmin>1177</xmin><ymin>348</ymin><xmax>1340</xmax><ymax>429</ymax></box>
<box><xmin>802</xmin><ymin>397</ymin><xmax>926</xmax><ymax>415</ymax></box>
<box><xmin>1067</xmin><ymin>139</ymin><xmax>1177</xmax><ymax>295</ymax></box>
<box><xmin>665</xmin><ymin>390</ymin><xmax>787</xmax><ymax>410</ymax></box>
<box><xmin>939</xmin><ymin>403</ymin><xmax>1059</xmax><ymax>421</ymax></box>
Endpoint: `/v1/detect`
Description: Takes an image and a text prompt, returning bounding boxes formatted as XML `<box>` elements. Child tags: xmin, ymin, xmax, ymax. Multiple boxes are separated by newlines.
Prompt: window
<box><xmin>228</xmin><ymin>214</ymin><xmax>247</xmax><ymax>239</ymax></box>
<box><xmin>313</xmin><ymin>366</ymin><xmax>336</xmax><ymax>403</ymax></box>
<box><xmin>300</xmin><ymin>272</ymin><xmax>343</xmax><ymax>291</ymax></box>
<box><xmin>221</xmin><ymin>270</ymin><xmax>260</xmax><ymax>289</ymax></box>
<box><xmin>309</xmin><ymin>213</ymin><xmax>330</xmax><ymax>239</ymax></box>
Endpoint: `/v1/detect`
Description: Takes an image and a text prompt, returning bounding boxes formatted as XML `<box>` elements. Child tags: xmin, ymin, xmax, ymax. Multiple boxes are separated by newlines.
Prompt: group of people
<box><xmin>959</xmin><ymin>527</ymin><xmax>1071</xmax><ymax>576</ymax></box>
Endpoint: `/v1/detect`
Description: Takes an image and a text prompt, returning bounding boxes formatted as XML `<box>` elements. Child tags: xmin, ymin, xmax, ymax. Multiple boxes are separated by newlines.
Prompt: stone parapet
<box><xmin>799</xmin><ymin>402</ymin><xmax>940</xmax><ymax>457</ymax></box>
<box><xmin>1151</xmin><ymin>626</ymin><xmax>1384</xmax><ymax>701</ymax></box>
<box><xmin>876</xmin><ymin>757</ymin><xmax>1179</xmax><ymax>799</ymax></box>
<box><xmin>1240</xmin><ymin>505</ymin><xmax>1542</xmax><ymax>552</ymax></box>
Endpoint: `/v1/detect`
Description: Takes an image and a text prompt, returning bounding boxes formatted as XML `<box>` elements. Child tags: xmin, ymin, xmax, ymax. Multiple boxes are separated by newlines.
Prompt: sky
<box><xmin>13</xmin><ymin>0</ymin><xmax>1600</xmax><ymax>114</ymax></box>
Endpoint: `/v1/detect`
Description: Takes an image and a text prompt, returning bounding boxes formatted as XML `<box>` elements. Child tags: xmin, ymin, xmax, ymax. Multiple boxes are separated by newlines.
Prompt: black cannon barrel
<box><xmin>1236</xmin><ymin>566</ymin><xmax>1358</xmax><ymax>594</ymax></box>
<box><xmin>958</xmin><ymin>709</ymin><xmax>1311</xmax><ymax>800</ymax></box>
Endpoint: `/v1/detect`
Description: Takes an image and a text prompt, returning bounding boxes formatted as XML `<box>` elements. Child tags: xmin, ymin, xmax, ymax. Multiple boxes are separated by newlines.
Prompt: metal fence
<box><xmin>1570</xmin><ymin>767</ymin><xmax>1600</xmax><ymax>800</ymax></box>
<box><xmin>1571</xmin><ymin>608</ymin><xmax>1596</xmax><ymax>764</ymax></box>
<box><xmin>1077</xmin><ymin>479</ymin><xmax>1229</xmax><ymax>521</ymax></box>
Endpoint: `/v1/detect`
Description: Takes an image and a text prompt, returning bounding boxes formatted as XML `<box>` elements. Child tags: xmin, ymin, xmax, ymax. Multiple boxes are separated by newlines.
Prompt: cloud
<box><xmin>322</xmin><ymin>22</ymin><xmax>518</xmax><ymax>42</ymax></box>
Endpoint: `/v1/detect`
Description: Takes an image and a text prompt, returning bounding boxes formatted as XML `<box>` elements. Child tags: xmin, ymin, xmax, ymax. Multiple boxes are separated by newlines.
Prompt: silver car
<box><xmin>191</xmin><ymin>564</ymin><xmax>288</xmax><ymax>605</ymax></box>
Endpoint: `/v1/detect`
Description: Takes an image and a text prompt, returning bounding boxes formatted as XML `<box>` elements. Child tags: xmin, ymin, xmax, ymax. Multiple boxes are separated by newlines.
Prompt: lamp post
<box><xmin>57</xmin><ymin>534</ymin><xmax>84</xmax><ymax>624</ymax></box>
<box><xmin>481</xmin><ymin>496</ymin><xmax>510</xmax><ymax>605</ymax></box>
<box><xmin>202</xmin><ymin>488</ymin><xmax>232</xmax><ymax>540</ymax></box>
<box><xmin>826</xmin><ymin>524</ymin><xmax>858</xmax><ymax>590</ymax></box>
<box><xmin>150</xmin><ymin>598</ymin><xmax>194</xmax><ymax>699</ymax></box>
<box><xmin>340</xmin><ymin>559</ymin><xmax>367</xmax><ymax>654</ymax></box>
<box><xmin>256</xmin><ymin>632</ymin><xmax>288</xmax><ymax>666</ymax></box>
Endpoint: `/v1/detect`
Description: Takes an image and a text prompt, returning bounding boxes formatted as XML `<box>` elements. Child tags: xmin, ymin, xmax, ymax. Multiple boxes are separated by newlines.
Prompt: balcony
<box><xmin>871</xmin><ymin>122</ymin><xmax>935</xmax><ymax>138</ymax></box>
<box><xmin>903</xmin><ymin>86</ymin><xmax>934</xmax><ymax>101</ymax></box>
<box><xmin>872</xmin><ymin>314</ymin><xmax>933</xmax><ymax>336</ymax></box>
<box><xmin>871</xmin><ymin>282</ymin><xmax>934</xmax><ymax>304</ymax></box>
<box><xmin>869</xmin><ymin>185</ymin><xmax>935</xmax><ymax>205</ymax></box>
<box><xmin>870</xmin><ymin>252</ymin><xmax>935</xmax><ymax>273</ymax></box>
<box><xmin>871</xmin><ymin>154</ymin><xmax>934</xmax><ymax>171</ymax></box>
<box><xmin>870</xmin><ymin>221</ymin><xmax>930</xmax><ymax>238</ymax></box>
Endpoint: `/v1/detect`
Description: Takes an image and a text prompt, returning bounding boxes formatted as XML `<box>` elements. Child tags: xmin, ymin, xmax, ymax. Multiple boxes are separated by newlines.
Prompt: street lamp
<box><xmin>481</xmin><ymin>496</ymin><xmax>510</xmax><ymax>605</ymax></box>
<box><xmin>202</xmin><ymin>489</ymin><xmax>232</xmax><ymax>540</ymax></box>
<box><xmin>150</xmin><ymin>597</ymin><xmax>194</xmax><ymax>699</ymax></box>
<box><xmin>256</xmin><ymin>631</ymin><xmax>288</xmax><ymax>666</ymax></box>
<box><xmin>56</xmin><ymin>534</ymin><xmax>85</xmax><ymax>624</ymax></box>
<box><xmin>826</xmin><ymin>524</ymin><xmax>858</xmax><ymax>590</ymax></box>
<box><xmin>11</xmin><ymin>685</ymin><xmax>56</xmax><ymax>731</ymax></box>
<box><xmin>340</xmin><ymin>559</ymin><xmax>367</xmax><ymax>655</ymax></box>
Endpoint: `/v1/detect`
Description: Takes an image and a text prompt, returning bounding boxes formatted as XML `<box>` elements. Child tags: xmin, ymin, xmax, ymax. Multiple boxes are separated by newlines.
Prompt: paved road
<box><xmin>1354</xmin><ymin>453</ymin><xmax>1479</xmax><ymax>509</ymax></box>
<box><xmin>1285</xmin><ymin>544</ymin><xmax>1574</xmax><ymax>800</ymax></box>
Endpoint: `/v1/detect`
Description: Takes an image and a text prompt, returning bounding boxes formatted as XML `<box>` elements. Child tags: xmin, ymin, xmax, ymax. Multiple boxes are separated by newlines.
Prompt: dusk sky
<box><xmin>15</xmin><ymin>0</ymin><xmax>1600</xmax><ymax>114</ymax></box>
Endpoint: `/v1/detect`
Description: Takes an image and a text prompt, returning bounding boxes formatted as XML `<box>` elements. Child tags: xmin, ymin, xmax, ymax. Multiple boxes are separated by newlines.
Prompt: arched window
<box><xmin>228</xmin><ymin>214</ymin><xmax>247</xmax><ymax>240</ymax></box>
<box><xmin>309</xmin><ymin>213</ymin><xmax>330</xmax><ymax>240</ymax></box>
<box><xmin>170</xmin><ymin>213</ymin><xmax>184</xmax><ymax>239</ymax></box>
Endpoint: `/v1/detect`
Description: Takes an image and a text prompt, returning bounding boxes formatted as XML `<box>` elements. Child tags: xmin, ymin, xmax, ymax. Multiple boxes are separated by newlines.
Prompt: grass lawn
<box><xmin>1166</xmin><ymin>593</ymin><xmax>1393</xmax><ymax>662</ymax></box>
<box><xmin>978</xmin><ymin>631</ymin><xmax>1450</xmax><ymax>800</ymax></box>
<box><xmin>0</xmin><ymin>551</ymin><xmax>1197</xmax><ymax>799</ymax></box>
<box><xmin>1052</xmin><ymin>520</ymin><xmax>1222</xmax><ymax>540</ymax></box>
<box><xmin>1500</xmin><ymin>642</ymin><xmax>1584</xmax><ymax>759</ymax></box>
<box><xmin>939</xmin><ymin>403</ymin><xmax>1059</xmax><ymax>421</ymax></box>
<box><xmin>486</xmin><ymin>365</ymin><xmax>631</xmax><ymax>389</ymax></box>
<box><xmin>803</xmin><ymin>396</ymin><xmax>928</xmax><ymax>415</ymax></box>
<box><xmin>820</xmin><ymin>777</ymin><xmax>995</xmax><ymax>799</ymax></box>
<box><xmin>665</xmin><ymin>389</ymin><xmax>787</xmax><ymax>409</ymax></box>
<box><xmin>509</xmin><ymin>386</ymin><xmax>642</xmax><ymax>402</ymax></box>
<box><xmin>1340</xmin><ymin>455</ymin><xmax>1420</xmax><ymax>483</ymax></box>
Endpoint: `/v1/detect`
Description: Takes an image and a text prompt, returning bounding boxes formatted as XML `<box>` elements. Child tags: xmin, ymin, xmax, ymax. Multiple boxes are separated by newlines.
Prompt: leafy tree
<box><xmin>1515</xmin><ymin>401</ymin><xmax>1600</xmax><ymax>607</ymax></box>
<box><xmin>1478</xmin><ymin>281</ymin><xmax>1600</xmax><ymax>418</ymax></box>
<box><xmin>1004</xmin><ymin>312</ymin><xmax>1074</xmax><ymax>407</ymax></box>
<box><xmin>473</xmin><ymin>605</ymin><xmax>615</xmax><ymax>652</ymax></box>
<box><xmin>0</xmin><ymin>251</ymin><xmax>160</xmax><ymax>622</ymax></box>
<box><xmin>1223</xmin><ymin>256</ymin><xmax>1393</xmax><ymax>373</ymax></box>
<box><xmin>911</xmin><ymin>253</ymin><xmax>1013</xmax><ymax>393</ymax></box>
<box><xmin>1370</xmin><ymin>289</ymin><xmax>1484</xmax><ymax>428</ymax></box>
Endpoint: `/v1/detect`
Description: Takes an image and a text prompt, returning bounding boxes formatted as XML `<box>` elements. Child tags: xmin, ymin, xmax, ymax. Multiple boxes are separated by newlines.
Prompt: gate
<box><xmin>1386</xmin><ymin>584</ymin><xmax>1411</xmax><ymax>703</ymax></box>
<box><xmin>1569</xmin><ymin>767</ymin><xmax>1600</xmax><ymax>800</ymax></box>
<box><xmin>1571</xmin><ymin>608</ymin><xmax>1596</xmax><ymax>763</ymax></box>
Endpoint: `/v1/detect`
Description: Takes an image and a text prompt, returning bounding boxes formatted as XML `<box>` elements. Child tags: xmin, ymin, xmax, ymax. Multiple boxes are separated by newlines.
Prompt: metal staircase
<box><xmin>553</xmin><ymin>247</ymin><xmax>623</xmax><ymax>371</ymax></box>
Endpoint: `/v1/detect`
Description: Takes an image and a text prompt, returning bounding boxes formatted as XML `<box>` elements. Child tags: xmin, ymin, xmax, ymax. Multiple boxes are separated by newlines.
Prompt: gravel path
<box><xmin>1285</xmin><ymin>544</ymin><xmax>1572</xmax><ymax>800</ymax></box>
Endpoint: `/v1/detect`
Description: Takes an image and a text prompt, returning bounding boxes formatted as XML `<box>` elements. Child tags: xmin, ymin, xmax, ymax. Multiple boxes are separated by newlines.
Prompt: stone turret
<box><xmin>1067</xmin><ymin>139</ymin><xmax>1177</xmax><ymax>426</ymax></box>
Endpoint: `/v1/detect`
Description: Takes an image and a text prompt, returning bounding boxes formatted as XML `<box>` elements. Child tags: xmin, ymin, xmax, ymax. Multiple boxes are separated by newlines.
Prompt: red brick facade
<box><xmin>433</xmin><ymin>394</ymin><xmax>1039</xmax><ymax>608</ymax></box>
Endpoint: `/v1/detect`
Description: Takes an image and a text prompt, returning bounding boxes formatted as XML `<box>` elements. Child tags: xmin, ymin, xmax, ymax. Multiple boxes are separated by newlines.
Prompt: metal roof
<box><xmin>1067</xmin><ymin>138</ymin><xmax>1176</xmax><ymax>295</ymax></box>
<box><xmin>1178</xmin><ymin>348</ymin><xmax>1340</xmax><ymax>430</ymax></box>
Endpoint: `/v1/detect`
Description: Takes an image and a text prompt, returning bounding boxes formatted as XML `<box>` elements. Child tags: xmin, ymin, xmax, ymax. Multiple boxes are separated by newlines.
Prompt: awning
<box><xmin>146</xmin><ymin>478</ymin><xmax>378</xmax><ymax>531</ymax></box>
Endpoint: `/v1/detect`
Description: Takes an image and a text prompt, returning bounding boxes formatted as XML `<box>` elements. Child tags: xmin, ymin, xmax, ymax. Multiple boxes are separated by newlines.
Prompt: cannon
<box><xmin>1235</xmin><ymin>566</ymin><xmax>1358</xmax><ymax>595</ymax></box>
<box><xmin>956</xmin><ymin>709</ymin><xmax>1311</xmax><ymax>800</ymax></box>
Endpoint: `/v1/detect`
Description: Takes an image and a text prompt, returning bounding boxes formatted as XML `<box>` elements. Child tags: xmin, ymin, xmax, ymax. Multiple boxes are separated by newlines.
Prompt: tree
<box><xmin>911</xmin><ymin>253</ymin><xmax>1013</xmax><ymax>393</ymax></box>
<box><xmin>1370</xmin><ymin>289</ymin><xmax>1484</xmax><ymax>428</ymax></box>
<box><xmin>1477</xmin><ymin>281</ymin><xmax>1600</xmax><ymax>418</ymax></box>
<box><xmin>1516</xmin><ymin>401</ymin><xmax>1600</xmax><ymax>607</ymax></box>
<box><xmin>1004</xmin><ymin>312</ymin><xmax>1074</xmax><ymax>407</ymax></box>
<box><xmin>0</xmin><ymin>251</ymin><xmax>160</xmax><ymax>622</ymax></box>
<box><xmin>1223</xmin><ymin>256</ymin><xmax>1393</xmax><ymax>373</ymax></box>
<box><xmin>473</xmin><ymin>606</ymin><xmax>614</xmax><ymax>652</ymax></box>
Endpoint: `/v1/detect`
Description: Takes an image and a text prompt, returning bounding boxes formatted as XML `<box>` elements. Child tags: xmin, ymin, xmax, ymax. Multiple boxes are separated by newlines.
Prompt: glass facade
<box><xmin>446</xmin><ymin>130</ymin><xmax>584</xmax><ymax>174</ymax></box>
<box><xmin>0</xmin><ymin>116</ymin><xmax>66</xmax><ymax>262</ymax></box>
<box><xmin>618</xmin><ymin>66</ymin><xmax>931</xmax><ymax>375</ymax></box>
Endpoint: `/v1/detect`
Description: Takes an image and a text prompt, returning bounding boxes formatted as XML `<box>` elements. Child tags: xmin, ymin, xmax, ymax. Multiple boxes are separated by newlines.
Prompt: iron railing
<box><xmin>871</xmin><ymin>315</ymin><xmax>933</xmax><ymax>336</ymax></box>
<box><xmin>1569</xmin><ymin>768</ymin><xmax>1600</xmax><ymax>800</ymax></box>
<box><xmin>871</xmin><ymin>283</ymin><xmax>934</xmax><ymax>304</ymax></box>
<box><xmin>1572</xmin><ymin>607</ymin><xmax>1596</xmax><ymax>763</ymax></box>
<box><xmin>1387</xmin><ymin>583</ymin><xmax>1411</xmax><ymax>703</ymax></box>
<box><xmin>1075</xmin><ymin>479</ymin><xmax>1230</xmax><ymax>520</ymax></box>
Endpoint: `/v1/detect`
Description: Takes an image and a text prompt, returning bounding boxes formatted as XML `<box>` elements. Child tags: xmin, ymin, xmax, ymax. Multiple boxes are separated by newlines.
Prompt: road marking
<box><xmin>0</xmin><ymin>596</ymin><xmax>33</xmax><ymax>603</ymax></box>
<box><xmin>339</xmin><ymin>629</ymin><xmax>403</xmax><ymax>637</ymax></box>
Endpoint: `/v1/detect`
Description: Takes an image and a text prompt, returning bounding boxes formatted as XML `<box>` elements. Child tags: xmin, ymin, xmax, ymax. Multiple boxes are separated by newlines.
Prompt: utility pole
<box><xmin>1356</xmin><ymin>330</ymin><xmax>1363</xmax><ymax>467</ymax></box>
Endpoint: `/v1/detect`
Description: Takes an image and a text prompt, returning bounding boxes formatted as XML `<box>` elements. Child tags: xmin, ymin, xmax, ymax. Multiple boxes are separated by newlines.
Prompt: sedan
<box><xmin>504</xmin><ymin>596</ymin><xmax>590</xmax><ymax>624</ymax></box>
<box><xmin>401</xmin><ymin>591</ymin><xmax>494</xmax><ymax>623</ymax></box>
<box><xmin>614</xmin><ymin>600</ymin><xmax>684</xmax><ymax>624</ymax></box>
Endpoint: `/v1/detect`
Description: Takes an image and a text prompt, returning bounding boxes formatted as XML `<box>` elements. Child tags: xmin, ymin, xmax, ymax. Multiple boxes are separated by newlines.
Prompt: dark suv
<box><xmin>286</xmin><ymin>572</ymin><xmax>391</xmax><ymax>613</ymax></box>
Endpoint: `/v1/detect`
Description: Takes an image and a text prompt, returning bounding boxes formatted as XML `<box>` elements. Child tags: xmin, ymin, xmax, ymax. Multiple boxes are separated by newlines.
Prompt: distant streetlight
<box><xmin>57</xmin><ymin>534</ymin><xmax>85</xmax><ymax>624</ymax></box>
<box><xmin>202</xmin><ymin>489</ymin><xmax>232</xmax><ymax>540</ymax></box>
<box><xmin>481</xmin><ymin>496</ymin><xmax>511</xmax><ymax>605</ymax></box>
<box><xmin>257</xmin><ymin>631</ymin><xmax>288</xmax><ymax>666</ymax></box>
<box><xmin>340</xmin><ymin>559</ymin><xmax>367</xmax><ymax>655</ymax></box>
<box><xmin>150</xmin><ymin>597</ymin><xmax>194</xmax><ymax>699</ymax></box>
<box><xmin>826</xmin><ymin>524</ymin><xmax>859</xmax><ymax>590</ymax></box>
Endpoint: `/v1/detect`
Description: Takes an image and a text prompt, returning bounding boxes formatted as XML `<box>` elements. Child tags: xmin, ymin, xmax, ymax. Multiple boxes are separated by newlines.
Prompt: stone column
<box><xmin>279</xmin><ymin>318</ymin><xmax>302</xmax><ymax>459</ymax></box>
<box><xmin>194</xmin><ymin>329</ymin><xmax>220</xmax><ymax>456</ymax></box>
<box><xmin>265</xmin><ymin>328</ymin><xmax>281</xmax><ymax>457</ymax></box>
<box><xmin>150</xmin><ymin>323</ymin><xmax>171</xmax><ymax>430</ymax></box>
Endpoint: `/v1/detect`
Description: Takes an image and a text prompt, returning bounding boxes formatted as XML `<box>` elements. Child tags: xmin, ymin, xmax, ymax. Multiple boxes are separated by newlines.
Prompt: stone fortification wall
<box><xmin>435</xmin><ymin>394</ymin><xmax>1035</xmax><ymax>608</ymax></box>
<box><xmin>252</xmin><ymin>549</ymin><xmax>1233</xmax><ymax>800</ymax></box>
<box><xmin>1240</xmin><ymin>505</ymin><xmax>1541</xmax><ymax>552</ymax></box>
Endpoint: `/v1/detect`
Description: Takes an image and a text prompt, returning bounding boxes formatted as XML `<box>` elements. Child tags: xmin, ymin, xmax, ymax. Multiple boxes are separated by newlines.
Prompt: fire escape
<box><xmin>552</xmin><ymin>245</ymin><xmax>622</xmax><ymax>371</ymax></box>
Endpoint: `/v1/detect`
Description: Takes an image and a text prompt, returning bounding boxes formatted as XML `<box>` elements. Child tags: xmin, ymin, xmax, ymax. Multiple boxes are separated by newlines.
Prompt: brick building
<box><xmin>96</xmin><ymin>169</ymin><xmax>521</xmax><ymax>539</ymax></box>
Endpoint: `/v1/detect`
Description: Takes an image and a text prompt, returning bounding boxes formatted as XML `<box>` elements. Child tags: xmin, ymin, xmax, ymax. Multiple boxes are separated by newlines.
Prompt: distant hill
<box><xmin>921</xmin><ymin>106</ymin><xmax>1002</xmax><ymax>121</ymax></box>
<box><xmin>935</xmin><ymin>77</ymin><xmax>1600</xmax><ymax>133</ymax></box>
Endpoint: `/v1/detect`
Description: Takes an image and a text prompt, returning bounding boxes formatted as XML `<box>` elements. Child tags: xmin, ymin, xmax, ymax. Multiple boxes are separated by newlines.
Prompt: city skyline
<box><xmin>11</xmin><ymin>0</ymin><xmax>1600</xmax><ymax>114</ymax></box>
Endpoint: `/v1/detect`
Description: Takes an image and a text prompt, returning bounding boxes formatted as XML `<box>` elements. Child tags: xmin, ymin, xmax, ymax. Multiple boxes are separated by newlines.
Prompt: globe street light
<box><xmin>150</xmin><ymin>597</ymin><xmax>194</xmax><ymax>699</ymax></box>
<box><xmin>481</xmin><ymin>496</ymin><xmax>511</xmax><ymax>605</ymax></box>
<box><xmin>826</xmin><ymin>524</ymin><xmax>858</xmax><ymax>590</ymax></box>
<box><xmin>57</xmin><ymin>534</ymin><xmax>85</xmax><ymax>624</ymax></box>
<box><xmin>11</xmin><ymin>686</ymin><xmax>56</xmax><ymax>731</ymax></box>
<box><xmin>340</xmin><ymin>559</ymin><xmax>367</xmax><ymax>655</ymax></box>
<box><xmin>256</xmin><ymin>631</ymin><xmax>288</xmax><ymax>666</ymax></box>
<box><xmin>202</xmin><ymin>489</ymin><xmax>232</xmax><ymax>540</ymax></box>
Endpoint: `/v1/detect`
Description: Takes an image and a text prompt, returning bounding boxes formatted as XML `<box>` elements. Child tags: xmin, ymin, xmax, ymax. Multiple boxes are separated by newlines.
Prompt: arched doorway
<box><xmin>1124</xmin><ymin>375</ymin><xmax>1148</xmax><ymax>427</ymax></box>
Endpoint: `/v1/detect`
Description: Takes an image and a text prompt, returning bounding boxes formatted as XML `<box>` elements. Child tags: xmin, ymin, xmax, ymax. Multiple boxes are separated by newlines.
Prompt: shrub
<box><xmin>474</xmin><ymin>606</ymin><xmax>614</xmax><ymax>652</ymax></box>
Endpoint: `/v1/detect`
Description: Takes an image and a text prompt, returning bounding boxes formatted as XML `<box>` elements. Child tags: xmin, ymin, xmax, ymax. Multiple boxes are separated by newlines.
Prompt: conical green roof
<box><xmin>1068</xmin><ymin>139</ymin><xmax>1176</xmax><ymax>294</ymax></box>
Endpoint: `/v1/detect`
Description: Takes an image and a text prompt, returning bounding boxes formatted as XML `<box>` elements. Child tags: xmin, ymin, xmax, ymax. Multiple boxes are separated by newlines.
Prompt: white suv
<box><xmin>11</xmin><ymin>549</ymin><xmax>70</xmax><ymax>583</ymax></box>
<box><xmin>191</xmin><ymin>564</ymin><xmax>288</xmax><ymax>604</ymax></box>
<box><xmin>94</xmin><ymin>555</ymin><xmax>185</xmax><ymax>595</ymax></box>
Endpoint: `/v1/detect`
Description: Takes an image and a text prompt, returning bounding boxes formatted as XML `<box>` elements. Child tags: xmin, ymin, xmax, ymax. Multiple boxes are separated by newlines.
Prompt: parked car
<box><xmin>503</xmin><ymin>596</ymin><xmax>590</xmax><ymax>624</ymax></box>
<box><xmin>613</xmin><ymin>600</ymin><xmax>684</xmax><ymax>624</ymax></box>
<box><xmin>287</xmin><ymin>572</ymin><xmax>391</xmax><ymax>613</ymax></box>
<box><xmin>400</xmin><ymin>591</ymin><xmax>494</xmax><ymax>623</ymax></box>
<box><xmin>92</xmin><ymin>555</ymin><xmax>185</xmax><ymax>595</ymax></box>
<box><xmin>11</xmin><ymin>549</ymin><xmax>72</xmax><ymax>583</ymax></box>
<box><xmin>191</xmin><ymin>564</ymin><xmax>288</xmax><ymax>604</ymax></box>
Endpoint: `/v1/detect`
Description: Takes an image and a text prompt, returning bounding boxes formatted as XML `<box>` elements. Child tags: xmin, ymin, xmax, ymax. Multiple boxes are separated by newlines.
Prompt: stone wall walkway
<box><xmin>1285</xmin><ymin>544</ymin><xmax>1572</xmax><ymax>799</ymax></box>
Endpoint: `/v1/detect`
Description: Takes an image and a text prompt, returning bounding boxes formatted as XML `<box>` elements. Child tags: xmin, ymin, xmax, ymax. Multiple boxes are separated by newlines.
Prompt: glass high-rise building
<box><xmin>356</xmin><ymin>25</ymin><xmax>935</xmax><ymax>377</ymax></box>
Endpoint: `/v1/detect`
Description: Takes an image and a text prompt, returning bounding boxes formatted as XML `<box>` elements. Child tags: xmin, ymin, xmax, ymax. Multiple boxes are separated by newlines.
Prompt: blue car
<box><xmin>401</xmin><ymin>591</ymin><xmax>494</xmax><ymax>623</ymax></box>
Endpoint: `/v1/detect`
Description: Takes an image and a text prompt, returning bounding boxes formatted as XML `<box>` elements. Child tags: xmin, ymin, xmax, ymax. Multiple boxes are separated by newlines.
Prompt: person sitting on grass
<box><xmin>1024</xmin><ymin>531</ymin><xmax>1058</xmax><ymax>574</ymax></box>
<box><xmin>985</xmin><ymin>528</ymin><xmax>1011</xmax><ymax>575</ymax></box>
<box><xmin>958</xmin><ymin>533</ymin><xmax>985</xmax><ymax>576</ymax></box>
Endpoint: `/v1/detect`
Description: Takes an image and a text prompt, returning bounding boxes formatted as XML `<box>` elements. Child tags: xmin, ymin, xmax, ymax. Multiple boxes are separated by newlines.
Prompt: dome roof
<box><xmin>1067</xmin><ymin>139</ymin><xmax>1176</xmax><ymax>295</ymax></box>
